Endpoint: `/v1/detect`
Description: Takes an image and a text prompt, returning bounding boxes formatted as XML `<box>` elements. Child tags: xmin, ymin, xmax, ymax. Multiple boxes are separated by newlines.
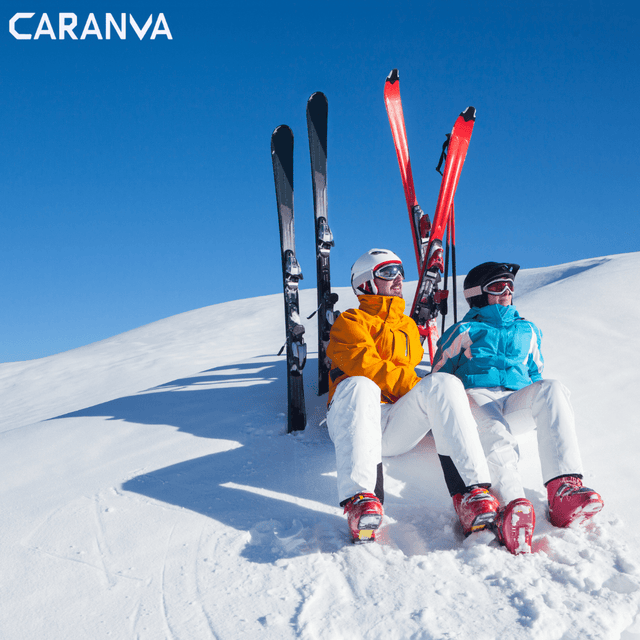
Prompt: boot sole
<box><xmin>352</xmin><ymin>514</ymin><xmax>383</xmax><ymax>544</ymax></box>
<box><xmin>497</xmin><ymin>500</ymin><xmax>535</xmax><ymax>555</ymax></box>
<box><xmin>509</xmin><ymin>504</ymin><xmax>535</xmax><ymax>554</ymax></box>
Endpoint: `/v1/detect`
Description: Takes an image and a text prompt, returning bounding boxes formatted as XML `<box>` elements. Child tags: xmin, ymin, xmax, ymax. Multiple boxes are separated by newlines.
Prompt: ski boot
<box><xmin>453</xmin><ymin>486</ymin><xmax>499</xmax><ymax>535</ymax></box>
<box><xmin>494</xmin><ymin>498</ymin><xmax>535</xmax><ymax>554</ymax></box>
<box><xmin>547</xmin><ymin>475</ymin><xmax>603</xmax><ymax>528</ymax></box>
<box><xmin>343</xmin><ymin>493</ymin><xmax>383</xmax><ymax>544</ymax></box>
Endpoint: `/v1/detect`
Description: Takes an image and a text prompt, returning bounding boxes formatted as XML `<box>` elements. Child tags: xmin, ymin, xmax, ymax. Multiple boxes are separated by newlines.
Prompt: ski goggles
<box><xmin>482</xmin><ymin>278</ymin><xmax>514</xmax><ymax>295</ymax></box>
<box><xmin>373</xmin><ymin>262</ymin><xmax>405</xmax><ymax>280</ymax></box>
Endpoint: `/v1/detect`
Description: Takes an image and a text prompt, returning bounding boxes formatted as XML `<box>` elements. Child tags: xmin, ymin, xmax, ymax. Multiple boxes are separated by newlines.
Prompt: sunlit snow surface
<box><xmin>1</xmin><ymin>253</ymin><xmax>639</xmax><ymax>639</ymax></box>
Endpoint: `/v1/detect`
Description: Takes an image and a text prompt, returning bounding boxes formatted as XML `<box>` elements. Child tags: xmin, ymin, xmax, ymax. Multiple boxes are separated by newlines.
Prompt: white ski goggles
<box><xmin>373</xmin><ymin>262</ymin><xmax>405</xmax><ymax>280</ymax></box>
<box><xmin>482</xmin><ymin>278</ymin><xmax>514</xmax><ymax>295</ymax></box>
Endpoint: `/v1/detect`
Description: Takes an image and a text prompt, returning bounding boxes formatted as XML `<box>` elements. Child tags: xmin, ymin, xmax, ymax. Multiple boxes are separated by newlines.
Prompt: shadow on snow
<box><xmin>56</xmin><ymin>356</ymin><xmax>462</xmax><ymax>560</ymax></box>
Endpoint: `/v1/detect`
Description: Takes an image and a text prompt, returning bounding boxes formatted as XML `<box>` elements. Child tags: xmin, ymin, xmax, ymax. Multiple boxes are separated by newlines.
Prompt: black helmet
<box><xmin>463</xmin><ymin>262</ymin><xmax>520</xmax><ymax>308</ymax></box>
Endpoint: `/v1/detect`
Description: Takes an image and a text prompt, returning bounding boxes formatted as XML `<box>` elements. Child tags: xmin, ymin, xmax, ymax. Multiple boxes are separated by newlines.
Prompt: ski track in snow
<box><xmin>1</xmin><ymin>253</ymin><xmax>640</xmax><ymax>639</ymax></box>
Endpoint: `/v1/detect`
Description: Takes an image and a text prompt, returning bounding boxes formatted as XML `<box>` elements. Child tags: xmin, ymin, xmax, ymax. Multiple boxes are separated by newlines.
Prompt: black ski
<box><xmin>271</xmin><ymin>125</ymin><xmax>307</xmax><ymax>432</ymax></box>
<box><xmin>306</xmin><ymin>92</ymin><xmax>338</xmax><ymax>396</ymax></box>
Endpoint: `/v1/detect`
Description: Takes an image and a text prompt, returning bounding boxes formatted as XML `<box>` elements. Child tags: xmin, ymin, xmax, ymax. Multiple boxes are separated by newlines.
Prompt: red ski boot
<box><xmin>494</xmin><ymin>498</ymin><xmax>535</xmax><ymax>554</ymax></box>
<box><xmin>343</xmin><ymin>493</ymin><xmax>384</xmax><ymax>544</ymax></box>
<box><xmin>547</xmin><ymin>475</ymin><xmax>604</xmax><ymax>528</ymax></box>
<box><xmin>453</xmin><ymin>487</ymin><xmax>499</xmax><ymax>535</ymax></box>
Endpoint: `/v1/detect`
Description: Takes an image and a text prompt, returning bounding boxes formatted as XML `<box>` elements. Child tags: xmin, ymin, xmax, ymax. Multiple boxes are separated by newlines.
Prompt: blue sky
<box><xmin>1</xmin><ymin>0</ymin><xmax>638</xmax><ymax>362</ymax></box>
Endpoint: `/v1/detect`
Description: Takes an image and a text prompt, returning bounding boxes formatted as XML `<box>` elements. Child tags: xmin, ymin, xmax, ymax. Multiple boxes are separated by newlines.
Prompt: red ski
<box><xmin>384</xmin><ymin>69</ymin><xmax>431</xmax><ymax>270</ymax></box>
<box><xmin>410</xmin><ymin>106</ymin><xmax>476</xmax><ymax>362</ymax></box>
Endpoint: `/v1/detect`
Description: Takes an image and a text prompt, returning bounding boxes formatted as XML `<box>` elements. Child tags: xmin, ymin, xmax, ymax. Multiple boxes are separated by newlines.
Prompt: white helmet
<box><xmin>351</xmin><ymin>248</ymin><xmax>403</xmax><ymax>295</ymax></box>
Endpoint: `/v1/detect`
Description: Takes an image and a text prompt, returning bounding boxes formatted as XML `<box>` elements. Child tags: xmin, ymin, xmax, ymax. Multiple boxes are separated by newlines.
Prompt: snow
<box><xmin>1</xmin><ymin>252</ymin><xmax>640</xmax><ymax>639</ymax></box>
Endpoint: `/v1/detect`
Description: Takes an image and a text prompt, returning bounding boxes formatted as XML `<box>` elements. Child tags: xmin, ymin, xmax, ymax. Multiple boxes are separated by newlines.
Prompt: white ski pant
<box><xmin>466</xmin><ymin>379</ymin><xmax>584</xmax><ymax>505</ymax></box>
<box><xmin>326</xmin><ymin>374</ymin><xmax>491</xmax><ymax>504</ymax></box>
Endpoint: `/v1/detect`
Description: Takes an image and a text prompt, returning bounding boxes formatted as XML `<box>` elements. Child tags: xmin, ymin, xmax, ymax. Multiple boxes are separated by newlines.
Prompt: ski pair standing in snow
<box><xmin>433</xmin><ymin>262</ymin><xmax>604</xmax><ymax>553</ymax></box>
<box><xmin>326</xmin><ymin>248</ymin><xmax>503</xmax><ymax>545</ymax></box>
<box><xmin>271</xmin><ymin>92</ymin><xmax>337</xmax><ymax>432</ymax></box>
<box><xmin>384</xmin><ymin>68</ymin><xmax>475</xmax><ymax>363</ymax></box>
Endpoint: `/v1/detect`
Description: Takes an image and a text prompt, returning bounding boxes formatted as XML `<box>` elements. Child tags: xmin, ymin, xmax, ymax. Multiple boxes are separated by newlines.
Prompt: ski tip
<box><xmin>272</xmin><ymin>124</ymin><xmax>293</xmax><ymax>136</ymax></box>
<box><xmin>271</xmin><ymin>125</ymin><xmax>293</xmax><ymax>155</ymax></box>
<box><xmin>308</xmin><ymin>91</ymin><xmax>327</xmax><ymax>104</ymax></box>
<box><xmin>386</xmin><ymin>68</ymin><xmax>399</xmax><ymax>84</ymax></box>
<box><xmin>461</xmin><ymin>106</ymin><xmax>476</xmax><ymax>122</ymax></box>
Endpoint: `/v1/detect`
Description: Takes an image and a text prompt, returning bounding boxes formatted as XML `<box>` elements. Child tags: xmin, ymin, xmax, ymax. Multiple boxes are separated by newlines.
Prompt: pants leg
<box><xmin>326</xmin><ymin>377</ymin><xmax>383</xmax><ymax>504</ymax></box>
<box><xmin>466</xmin><ymin>387</ymin><xmax>524</xmax><ymax>504</ymax></box>
<box><xmin>382</xmin><ymin>374</ymin><xmax>491</xmax><ymax>491</ymax></box>
<box><xmin>503</xmin><ymin>379</ymin><xmax>584</xmax><ymax>483</ymax></box>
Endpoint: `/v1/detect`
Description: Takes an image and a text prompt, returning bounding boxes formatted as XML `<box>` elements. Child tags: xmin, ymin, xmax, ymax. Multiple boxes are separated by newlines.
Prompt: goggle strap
<box><xmin>464</xmin><ymin>285</ymin><xmax>482</xmax><ymax>298</ymax></box>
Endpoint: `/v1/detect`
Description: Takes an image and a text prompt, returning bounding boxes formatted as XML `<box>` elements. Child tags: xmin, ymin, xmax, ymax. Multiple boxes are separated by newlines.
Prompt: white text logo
<box><xmin>9</xmin><ymin>13</ymin><xmax>173</xmax><ymax>40</ymax></box>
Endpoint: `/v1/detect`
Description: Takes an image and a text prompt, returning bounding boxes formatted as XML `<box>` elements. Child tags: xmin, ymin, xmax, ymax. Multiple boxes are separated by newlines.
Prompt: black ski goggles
<box><xmin>482</xmin><ymin>278</ymin><xmax>514</xmax><ymax>295</ymax></box>
<box><xmin>374</xmin><ymin>262</ymin><xmax>405</xmax><ymax>280</ymax></box>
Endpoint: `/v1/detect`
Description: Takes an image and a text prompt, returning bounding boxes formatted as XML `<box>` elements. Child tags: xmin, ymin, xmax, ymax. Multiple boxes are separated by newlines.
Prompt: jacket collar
<box><xmin>463</xmin><ymin>303</ymin><xmax>520</xmax><ymax>326</ymax></box>
<box><xmin>358</xmin><ymin>294</ymin><xmax>407</xmax><ymax>320</ymax></box>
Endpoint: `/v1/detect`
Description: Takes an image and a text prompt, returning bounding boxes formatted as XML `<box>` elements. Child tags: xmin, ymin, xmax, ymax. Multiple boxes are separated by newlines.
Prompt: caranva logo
<box><xmin>9</xmin><ymin>13</ymin><xmax>173</xmax><ymax>40</ymax></box>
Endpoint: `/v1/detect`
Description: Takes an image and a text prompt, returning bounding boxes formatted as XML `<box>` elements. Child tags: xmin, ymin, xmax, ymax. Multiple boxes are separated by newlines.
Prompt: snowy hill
<box><xmin>1</xmin><ymin>253</ymin><xmax>640</xmax><ymax>639</ymax></box>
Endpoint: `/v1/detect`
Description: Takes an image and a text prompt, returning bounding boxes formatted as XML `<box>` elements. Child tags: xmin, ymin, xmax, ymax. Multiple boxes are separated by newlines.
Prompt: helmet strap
<box><xmin>358</xmin><ymin>280</ymin><xmax>377</xmax><ymax>295</ymax></box>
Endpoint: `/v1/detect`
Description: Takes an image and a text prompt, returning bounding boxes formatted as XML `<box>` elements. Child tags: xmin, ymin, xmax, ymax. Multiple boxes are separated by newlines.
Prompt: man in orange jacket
<box><xmin>327</xmin><ymin>248</ymin><xmax>499</xmax><ymax>545</ymax></box>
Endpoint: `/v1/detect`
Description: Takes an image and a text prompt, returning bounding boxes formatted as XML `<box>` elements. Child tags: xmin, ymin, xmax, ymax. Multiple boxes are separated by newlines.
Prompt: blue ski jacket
<box><xmin>432</xmin><ymin>304</ymin><xmax>544</xmax><ymax>390</ymax></box>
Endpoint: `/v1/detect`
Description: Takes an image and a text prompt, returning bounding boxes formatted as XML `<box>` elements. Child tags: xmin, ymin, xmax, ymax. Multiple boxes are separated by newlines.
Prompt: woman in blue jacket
<box><xmin>433</xmin><ymin>262</ymin><xmax>603</xmax><ymax>554</ymax></box>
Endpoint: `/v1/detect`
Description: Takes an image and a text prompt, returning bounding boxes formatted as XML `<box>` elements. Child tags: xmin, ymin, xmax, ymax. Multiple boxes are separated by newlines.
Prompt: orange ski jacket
<box><xmin>327</xmin><ymin>295</ymin><xmax>424</xmax><ymax>404</ymax></box>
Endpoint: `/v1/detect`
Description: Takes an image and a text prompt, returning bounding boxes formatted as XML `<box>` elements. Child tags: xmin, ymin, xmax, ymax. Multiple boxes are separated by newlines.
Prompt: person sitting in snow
<box><xmin>326</xmin><ymin>248</ymin><xmax>500</xmax><ymax>545</ymax></box>
<box><xmin>433</xmin><ymin>261</ymin><xmax>604</xmax><ymax>554</ymax></box>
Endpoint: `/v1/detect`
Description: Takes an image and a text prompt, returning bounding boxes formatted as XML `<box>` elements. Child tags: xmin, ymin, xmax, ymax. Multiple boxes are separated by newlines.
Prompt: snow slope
<box><xmin>1</xmin><ymin>253</ymin><xmax>640</xmax><ymax>639</ymax></box>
